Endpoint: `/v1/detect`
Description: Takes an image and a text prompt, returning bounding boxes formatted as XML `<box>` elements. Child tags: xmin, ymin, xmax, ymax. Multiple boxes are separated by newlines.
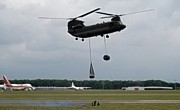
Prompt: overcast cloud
<box><xmin>0</xmin><ymin>0</ymin><xmax>180</xmax><ymax>82</ymax></box>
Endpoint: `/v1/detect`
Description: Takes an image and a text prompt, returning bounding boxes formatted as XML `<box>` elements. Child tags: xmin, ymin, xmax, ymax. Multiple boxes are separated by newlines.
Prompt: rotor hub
<box><xmin>111</xmin><ymin>16</ymin><xmax>121</xmax><ymax>21</ymax></box>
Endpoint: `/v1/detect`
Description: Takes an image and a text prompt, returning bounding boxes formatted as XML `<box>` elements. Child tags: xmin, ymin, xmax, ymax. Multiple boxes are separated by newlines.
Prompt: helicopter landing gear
<box><xmin>106</xmin><ymin>35</ymin><xmax>109</xmax><ymax>38</ymax></box>
<box><xmin>75</xmin><ymin>37</ymin><xmax>84</xmax><ymax>41</ymax></box>
<box><xmin>103</xmin><ymin>54</ymin><xmax>110</xmax><ymax>61</ymax></box>
<box><xmin>101</xmin><ymin>35</ymin><xmax>109</xmax><ymax>38</ymax></box>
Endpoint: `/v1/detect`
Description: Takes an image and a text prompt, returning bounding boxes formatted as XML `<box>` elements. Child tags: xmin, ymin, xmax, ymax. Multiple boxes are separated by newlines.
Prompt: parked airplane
<box><xmin>68</xmin><ymin>82</ymin><xmax>91</xmax><ymax>90</ymax></box>
<box><xmin>2</xmin><ymin>75</ymin><xmax>35</xmax><ymax>91</ymax></box>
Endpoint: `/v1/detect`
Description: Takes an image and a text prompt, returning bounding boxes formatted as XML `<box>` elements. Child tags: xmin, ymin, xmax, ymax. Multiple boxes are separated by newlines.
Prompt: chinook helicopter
<box><xmin>38</xmin><ymin>8</ymin><xmax>154</xmax><ymax>41</ymax></box>
<box><xmin>39</xmin><ymin>8</ymin><xmax>153</xmax><ymax>62</ymax></box>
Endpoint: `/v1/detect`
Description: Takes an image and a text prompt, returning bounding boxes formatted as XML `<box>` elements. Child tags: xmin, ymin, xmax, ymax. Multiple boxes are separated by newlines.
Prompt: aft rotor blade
<box><xmin>100</xmin><ymin>16</ymin><xmax>115</xmax><ymax>19</ymax></box>
<box><xmin>119</xmin><ymin>9</ymin><xmax>155</xmax><ymax>16</ymax></box>
<box><xmin>76</xmin><ymin>8</ymin><xmax>100</xmax><ymax>19</ymax></box>
<box><xmin>96</xmin><ymin>11</ymin><xmax>114</xmax><ymax>16</ymax></box>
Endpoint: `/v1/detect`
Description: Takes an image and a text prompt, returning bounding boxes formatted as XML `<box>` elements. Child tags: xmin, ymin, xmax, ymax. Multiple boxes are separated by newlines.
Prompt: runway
<box><xmin>0</xmin><ymin>100</ymin><xmax>180</xmax><ymax>107</ymax></box>
<box><xmin>101</xmin><ymin>100</ymin><xmax>180</xmax><ymax>104</ymax></box>
<box><xmin>0</xmin><ymin>100</ymin><xmax>85</xmax><ymax>107</ymax></box>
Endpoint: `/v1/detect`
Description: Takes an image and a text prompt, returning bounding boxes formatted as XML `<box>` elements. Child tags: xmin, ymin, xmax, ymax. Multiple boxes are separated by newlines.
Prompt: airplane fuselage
<box><xmin>5</xmin><ymin>84</ymin><xmax>34</xmax><ymax>91</ymax></box>
<box><xmin>68</xmin><ymin>82</ymin><xmax>91</xmax><ymax>90</ymax></box>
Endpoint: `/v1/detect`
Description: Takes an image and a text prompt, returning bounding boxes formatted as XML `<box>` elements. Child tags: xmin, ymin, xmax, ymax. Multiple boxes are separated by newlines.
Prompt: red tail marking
<box><xmin>3</xmin><ymin>75</ymin><xmax>11</xmax><ymax>86</ymax></box>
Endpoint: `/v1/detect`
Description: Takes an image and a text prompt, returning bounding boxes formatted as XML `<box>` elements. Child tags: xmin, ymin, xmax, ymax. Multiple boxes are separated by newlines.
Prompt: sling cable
<box><xmin>88</xmin><ymin>38</ymin><xmax>95</xmax><ymax>79</ymax></box>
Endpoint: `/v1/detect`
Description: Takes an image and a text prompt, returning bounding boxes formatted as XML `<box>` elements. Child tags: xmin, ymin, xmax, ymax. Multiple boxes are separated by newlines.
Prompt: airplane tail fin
<box><xmin>71</xmin><ymin>82</ymin><xmax>75</xmax><ymax>87</ymax></box>
<box><xmin>3</xmin><ymin>75</ymin><xmax>11</xmax><ymax>86</ymax></box>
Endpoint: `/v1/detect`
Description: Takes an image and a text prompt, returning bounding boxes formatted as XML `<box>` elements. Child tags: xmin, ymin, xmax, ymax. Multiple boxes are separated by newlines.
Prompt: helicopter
<box><xmin>39</xmin><ymin>8</ymin><xmax>154</xmax><ymax>61</ymax></box>
<box><xmin>38</xmin><ymin>8</ymin><xmax>154</xmax><ymax>42</ymax></box>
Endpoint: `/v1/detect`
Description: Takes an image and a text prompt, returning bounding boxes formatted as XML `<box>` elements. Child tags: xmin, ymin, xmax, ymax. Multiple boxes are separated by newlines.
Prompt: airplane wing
<box><xmin>83</xmin><ymin>87</ymin><xmax>91</xmax><ymax>89</ymax></box>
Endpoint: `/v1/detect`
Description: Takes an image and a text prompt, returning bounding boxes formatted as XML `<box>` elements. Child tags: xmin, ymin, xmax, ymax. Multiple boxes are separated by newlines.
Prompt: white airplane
<box><xmin>68</xmin><ymin>82</ymin><xmax>91</xmax><ymax>90</ymax></box>
<box><xmin>2</xmin><ymin>75</ymin><xmax>35</xmax><ymax>91</ymax></box>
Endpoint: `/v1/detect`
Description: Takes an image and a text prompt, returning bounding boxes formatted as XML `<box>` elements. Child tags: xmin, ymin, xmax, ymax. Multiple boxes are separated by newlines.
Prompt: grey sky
<box><xmin>0</xmin><ymin>0</ymin><xmax>180</xmax><ymax>82</ymax></box>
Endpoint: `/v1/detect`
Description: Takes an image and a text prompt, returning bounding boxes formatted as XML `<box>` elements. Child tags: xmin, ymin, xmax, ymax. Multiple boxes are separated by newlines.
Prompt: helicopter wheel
<box><xmin>106</xmin><ymin>35</ymin><xmax>109</xmax><ymax>38</ymax></box>
<box><xmin>75</xmin><ymin>38</ymin><xmax>78</xmax><ymax>40</ymax></box>
<box><xmin>82</xmin><ymin>38</ymin><xmax>84</xmax><ymax>41</ymax></box>
<box><xmin>103</xmin><ymin>54</ymin><xmax>110</xmax><ymax>61</ymax></box>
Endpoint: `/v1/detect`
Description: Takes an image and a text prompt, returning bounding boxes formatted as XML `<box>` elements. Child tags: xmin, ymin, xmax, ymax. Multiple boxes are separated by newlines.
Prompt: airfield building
<box><xmin>122</xmin><ymin>86</ymin><xmax>173</xmax><ymax>90</ymax></box>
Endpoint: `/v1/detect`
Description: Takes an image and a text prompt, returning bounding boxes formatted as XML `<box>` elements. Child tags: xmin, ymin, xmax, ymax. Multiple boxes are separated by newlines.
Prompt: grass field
<box><xmin>0</xmin><ymin>90</ymin><xmax>180</xmax><ymax>110</ymax></box>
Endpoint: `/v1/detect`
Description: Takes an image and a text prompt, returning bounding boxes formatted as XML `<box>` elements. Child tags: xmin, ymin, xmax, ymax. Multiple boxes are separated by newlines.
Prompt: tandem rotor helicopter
<box><xmin>38</xmin><ymin>8</ymin><xmax>154</xmax><ymax>61</ymax></box>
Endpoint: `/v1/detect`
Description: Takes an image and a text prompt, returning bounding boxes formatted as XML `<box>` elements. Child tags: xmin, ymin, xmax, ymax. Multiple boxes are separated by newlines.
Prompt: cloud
<box><xmin>0</xmin><ymin>0</ymin><xmax>180</xmax><ymax>82</ymax></box>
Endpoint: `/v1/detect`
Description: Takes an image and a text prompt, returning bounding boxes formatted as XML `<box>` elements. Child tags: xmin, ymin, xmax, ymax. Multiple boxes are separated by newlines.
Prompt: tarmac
<box><xmin>0</xmin><ymin>100</ymin><xmax>180</xmax><ymax>107</ymax></box>
<box><xmin>101</xmin><ymin>100</ymin><xmax>180</xmax><ymax>104</ymax></box>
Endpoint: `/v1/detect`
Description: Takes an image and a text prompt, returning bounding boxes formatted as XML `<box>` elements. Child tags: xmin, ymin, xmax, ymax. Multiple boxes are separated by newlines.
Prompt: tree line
<box><xmin>0</xmin><ymin>79</ymin><xmax>179</xmax><ymax>89</ymax></box>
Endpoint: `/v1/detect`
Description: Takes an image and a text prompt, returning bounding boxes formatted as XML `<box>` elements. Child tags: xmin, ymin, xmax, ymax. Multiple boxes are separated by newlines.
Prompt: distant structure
<box><xmin>122</xmin><ymin>86</ymin><xmax>173</xmax><ymax>90</ymax></box>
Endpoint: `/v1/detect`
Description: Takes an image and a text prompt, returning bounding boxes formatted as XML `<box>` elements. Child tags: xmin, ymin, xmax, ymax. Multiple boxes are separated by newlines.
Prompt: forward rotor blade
<box><xmin>76</xmin><ymin>8</ymin><xmax>100</xmax><ymax>19</ymax></box>
<box><xmin>119</xmin><ymin>9</ymin><xmax>155</xmax><ymax>16</ymax></box>
<box><xmin>38</xmin><ymin>17</ymin><xmax>71</xmax><ymax>20</ymax></box>
<box><xmin>38</xmin><ymin>8</ymin><xmax>100</xmax><ymax>21</ymax></box>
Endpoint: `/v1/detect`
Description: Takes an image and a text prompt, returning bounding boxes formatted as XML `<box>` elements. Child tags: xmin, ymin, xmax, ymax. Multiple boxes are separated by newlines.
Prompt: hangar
<box><xmin>122</xmin><ymin>86</ymin><xmax>173</xmax><ymax>90</ymax></box>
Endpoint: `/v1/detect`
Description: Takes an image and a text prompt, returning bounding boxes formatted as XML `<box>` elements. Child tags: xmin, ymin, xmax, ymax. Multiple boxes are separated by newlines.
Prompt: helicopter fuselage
<box><xmin>39</xmin><ymin>8</ymin><xmax>153</xmax><ymax>40</ymax></box>
<box><xmin>68</xmin><ymin>20</ymin><xmax>126</xmax><ymax>38</ymax></box>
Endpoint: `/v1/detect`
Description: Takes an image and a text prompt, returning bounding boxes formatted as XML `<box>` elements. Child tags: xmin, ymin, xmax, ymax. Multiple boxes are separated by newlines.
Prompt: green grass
<box><xmin>0</xmin><ymin>104</ymin><xmax>180</xmax><ymax>110</ymax></box>
<box><xmin>1</xmin><ymin>90</ymin><xmax>180</xmax><ymax>100</ymax></box>
<box><xmin>0</xmin><ymin>90</ymin><xmax>180</xmax><ymax>110</ymax></box>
